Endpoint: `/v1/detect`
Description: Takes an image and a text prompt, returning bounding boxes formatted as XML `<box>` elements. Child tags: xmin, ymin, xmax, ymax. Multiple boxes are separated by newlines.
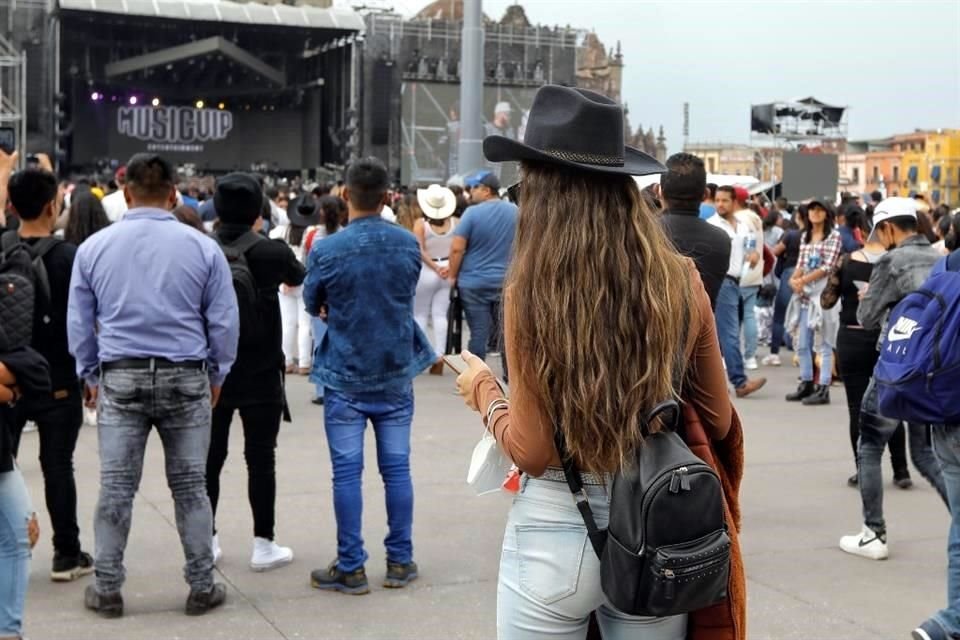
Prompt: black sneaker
<box><xmin>52</xmin><ymin>550</ymin><xmax>95</xmax><ymax>582</ymax></box>
<box><xmin>384</xmin><ymin>561</ymin><xmax>419</xmax><ymax>588</ymax></box>
<box><xmin>312</xmin><ymin>397</ymin><xmax>324</xmax><ymax>406</ymax></box>
<box><xmin>310</xmin><ymin>561</ymin><xmax>370</xmax><ymax>595</ymax></box>
<box><xmin>84</xmin><ymin>584</ymin><xmax>123</xmax><ymax>619</ymax></box>
<box><xmin>185</xmin><ymin>583</ymin><xmax>227</xmax><ymax>616</ymax></box>
<box><xmin>847</xmin><ymin>473</ymin><xmax>859</xmax><ymax>487</ymax></box>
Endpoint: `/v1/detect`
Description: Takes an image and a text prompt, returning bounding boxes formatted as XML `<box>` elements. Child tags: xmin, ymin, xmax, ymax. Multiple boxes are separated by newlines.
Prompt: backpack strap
<box><xmin>219</xmin><ymin>231</ymin><xmax>262</xmax><ymax>260</ymax></box>
<box><xmin>29</xmin><ymin>237</ymin><xmax>61</xmax><ymax>261</ymax></box>
<box><xmin>1</xmin><ymin>230</ymin><xmax>20</xmax><ymax>259</ymax></box>
<box><xmin>232</xmin><ymin>231</ymin><xmax>263</xmax><ymax>254</ymax></box>
<box><xmin>553</xmin><ymin>428</ymin><xmax>608</xmax><ymax>558</ymax></box>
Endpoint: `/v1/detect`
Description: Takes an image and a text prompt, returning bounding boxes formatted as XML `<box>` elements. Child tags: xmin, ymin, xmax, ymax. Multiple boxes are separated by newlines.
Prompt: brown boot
<box><xmin>429</xmin><ymin>362</ymin><xmax>444</xmax><ymax>376</ymax></box>
<box><xmin>735</xmin><ymin>377</ymin><xmax>767</xmax><ymax>398</ymax></box>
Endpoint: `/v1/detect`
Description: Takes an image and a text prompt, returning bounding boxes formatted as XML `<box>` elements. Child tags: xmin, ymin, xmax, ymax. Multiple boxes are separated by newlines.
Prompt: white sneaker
<box><xmin>22</xmin><ymin>421</ymin><xmax>38</xmax><ymax>433</ymax></box>
<box><xmin>839</xmin><ymin>524</ymin><xmax>889</xmax><ymax>560</ymax></box>
<box><xmin>761</xmin><ymin>354</ymin><xmax>782</xmax><ymax>367</ymax></box>
<box><xmin>250</xmin><ymin>537</ymin><xmax>293</xmax><ymax>572</ymax></box>
<box><xmin>744</xmin><ymin>357</ymin><xmax>759</xmax><ymax>370</ymax></box>
<box><xmin>212</xmin><ymin>534</ymin><xmax>222</xmax><ymax>565</ymax></box>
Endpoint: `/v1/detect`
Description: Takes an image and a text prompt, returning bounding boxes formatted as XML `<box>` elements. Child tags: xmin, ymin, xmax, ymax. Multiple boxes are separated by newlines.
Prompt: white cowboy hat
<box><xmin>417</xmin><ymin>184</ymin><xmax>457</xmax><ymax>220</ymax></box>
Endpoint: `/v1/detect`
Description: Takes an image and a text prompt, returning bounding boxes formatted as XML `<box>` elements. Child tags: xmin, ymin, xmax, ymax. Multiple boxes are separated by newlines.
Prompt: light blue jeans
<box><xmin>498</xmin><ymin>476</ymin><xmax>687</xmax><ymax>640</ymax></box>
<box><xmin>797</xmin><ymin>305</ymin><xmax>834</xmax><ymax>386</ymax></box>
<box><xmin>739</xmin><ymin>285</ymin><xmax>760</xmax><ymax>361</ymax></box>
<box><xmin>0</xmin><ymin>466</ymin><xmax>31</xmax><ymax>637</ymax></box>
<box><xmin>931</xmin><ymin>424</ymin><xmax>960</xmax><ymax>636</ymax></box>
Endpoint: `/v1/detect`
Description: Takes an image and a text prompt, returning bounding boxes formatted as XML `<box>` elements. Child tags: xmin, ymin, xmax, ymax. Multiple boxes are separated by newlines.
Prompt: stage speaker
<box><xmin>371</xmin><ymin>61</ymin><xmax>391</xmax><ymax>146</ymax></box>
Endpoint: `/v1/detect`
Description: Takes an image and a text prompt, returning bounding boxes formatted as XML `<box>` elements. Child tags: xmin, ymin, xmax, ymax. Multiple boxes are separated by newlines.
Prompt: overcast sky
<box><xmin>380</xmin><ymin>0</ymin><xmax>960</xmax><ymax>153</ymax></box>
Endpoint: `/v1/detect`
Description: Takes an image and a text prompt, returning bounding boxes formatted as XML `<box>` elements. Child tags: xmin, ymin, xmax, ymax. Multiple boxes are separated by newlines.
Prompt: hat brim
<box><xmin>288</xmin><ymin>210</ymin><xmax>323</xmax><ymax>227</ymax></box>
<box><xmin>417</xmin><ymin>191</ymin><xmax>457</xmax><ymax>220</ymax></box>
<box><xmin>483</xmin><ymin>136</ymin><xmax>666</xmax><ymax>176</ymax></box>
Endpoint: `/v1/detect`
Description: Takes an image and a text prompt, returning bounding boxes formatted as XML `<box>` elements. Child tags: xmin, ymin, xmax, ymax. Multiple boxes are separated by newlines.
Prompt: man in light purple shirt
<box><xmin>67</xmin><ymin>153</ymin><xmax>239</xmax><ymax>618</ymax></box>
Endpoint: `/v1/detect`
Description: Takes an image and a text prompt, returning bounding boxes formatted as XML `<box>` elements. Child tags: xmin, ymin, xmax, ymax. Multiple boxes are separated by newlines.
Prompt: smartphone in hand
<box><xmin>442</xmin><ymin>354</ymin><xmax>467</xmax><ymax>375</ymax></box>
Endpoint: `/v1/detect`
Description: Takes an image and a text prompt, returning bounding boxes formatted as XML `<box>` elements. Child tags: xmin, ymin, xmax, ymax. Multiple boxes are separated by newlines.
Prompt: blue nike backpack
<box><xmin>875</xmin><ymin>251</ymin><xmax>960</xmax><ymax>424</ymax></box>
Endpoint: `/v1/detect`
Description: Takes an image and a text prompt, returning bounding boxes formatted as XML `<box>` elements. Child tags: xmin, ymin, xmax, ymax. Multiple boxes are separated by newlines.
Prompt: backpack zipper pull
<box><xmin>679</xmin><ymin>466</ymin><xmax>691</xmax><ymax>491</ymax></box>
<box><xmin>663</xmin><ymin>569</ymin><xmax>676</xmax><ymax>600</ymax></box>
<box><xmin>669</xmin><ymin>470</ymin><xmax>681</xmax><ymax>494</ymax></box>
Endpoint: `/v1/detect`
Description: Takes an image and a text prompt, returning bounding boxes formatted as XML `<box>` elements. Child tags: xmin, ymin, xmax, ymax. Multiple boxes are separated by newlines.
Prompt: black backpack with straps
<box><xmin>216</xmin><ymin>231</ymin><xmax>265</xmax><ymax>347</ymax></box>
<box><xmin>0</xmin><ymin>231</ymin><xmax>58</xmax><ymax>351</ymax></box>
<box><xmin>555</xmin><ymin>400</ymin><xmax>730</xmax><ymax>617</ymax></box>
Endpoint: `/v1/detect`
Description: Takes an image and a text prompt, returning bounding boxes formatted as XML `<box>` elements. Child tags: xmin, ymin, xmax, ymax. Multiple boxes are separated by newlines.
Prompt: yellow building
<box><xmin>898</xmin><ymin>129</ymin><xmax>960</xmax><ymax>206</ymax></box>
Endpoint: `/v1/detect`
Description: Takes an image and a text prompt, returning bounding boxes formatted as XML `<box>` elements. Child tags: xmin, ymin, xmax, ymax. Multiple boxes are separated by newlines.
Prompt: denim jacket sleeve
<box><xmin>302</xmin><ymin>247</ymin><xmax>327</xmax><ymax>316</ymax></box>
<box><xmin>857</xmin><ymin>254</ymin><xmax>897</xmax><ymax>330</ymax></box>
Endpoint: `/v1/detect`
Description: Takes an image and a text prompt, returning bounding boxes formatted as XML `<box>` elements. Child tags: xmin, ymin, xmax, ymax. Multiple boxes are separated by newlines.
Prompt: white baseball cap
<box><xmin>869</xmin><ymin>197</ymin><xmax>917</xmax><ymax>242</ymax></box>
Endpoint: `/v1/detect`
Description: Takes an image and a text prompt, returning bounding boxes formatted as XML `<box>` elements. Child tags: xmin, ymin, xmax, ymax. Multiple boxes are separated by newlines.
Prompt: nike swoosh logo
<box><xmin>888</xmin><ymin>331</ymin><xmax>913</xmax><ymax>342</ymax></box>
<box><xmin>859</xmin><ymin>537</ymin><xmax>879</xmax><ymax>547</ymax></box>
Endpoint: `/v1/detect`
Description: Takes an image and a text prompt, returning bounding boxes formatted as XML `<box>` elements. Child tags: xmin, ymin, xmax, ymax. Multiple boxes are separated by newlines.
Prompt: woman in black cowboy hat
<box><xmin>274</xmin><ymin>195</ymin><xmax>323</xmax><ymax>375</ymax></box>
<box><xmin>454</xmin><ymin>85</ymin><xmax>742</xmax><ymax>639</ymax></box>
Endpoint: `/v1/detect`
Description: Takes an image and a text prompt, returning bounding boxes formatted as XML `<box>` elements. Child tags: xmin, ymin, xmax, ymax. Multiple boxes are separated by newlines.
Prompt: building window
<box><xmin>708</xmin><ymin>158</ymin><xmax>716</xmax><ymax>173</ymax></box>
<box><xmin>873</xmin><ymin>166</ymin><xmax>879</xmax><ymax>182</ymax></box>
<box><xmin>852</xmin><ymin>167</ymin><xmax>860</xmax><ymax>183</ymax></box>
<box><xmin>893</xmin><ymin>166</ymin><xmax>899</xmax><ymax>183</ymax></box>
<box><xmin>935</xmin><ymin>144</ymin><xmax>941</xmax><ymax>154</ymax></box>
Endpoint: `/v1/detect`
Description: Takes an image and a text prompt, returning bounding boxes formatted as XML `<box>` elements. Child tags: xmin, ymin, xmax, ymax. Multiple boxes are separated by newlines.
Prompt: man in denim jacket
<box><xmin>840</xmin><ymin>197</ymin><xmax>948</xmax><ymax>563</ymax></box>
<box><xmin>303</xmin><ymin>158</ymin><xmax>435</xmax><ymax>595</ymax></box>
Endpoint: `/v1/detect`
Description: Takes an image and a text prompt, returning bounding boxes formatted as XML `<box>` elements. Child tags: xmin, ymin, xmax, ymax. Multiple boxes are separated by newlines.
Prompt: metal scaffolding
<box><xmin>0</xmin><ymin>33</ymin><xmax>27</xmax><ymax>164</ymax></box>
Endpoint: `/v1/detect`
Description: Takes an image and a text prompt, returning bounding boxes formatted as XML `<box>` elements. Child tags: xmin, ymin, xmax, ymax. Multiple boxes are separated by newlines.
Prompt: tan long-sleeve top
<box><xmin>470</xmin><ymin>263</ymin><xmax>732</xmax><ymax>477</ymax></box>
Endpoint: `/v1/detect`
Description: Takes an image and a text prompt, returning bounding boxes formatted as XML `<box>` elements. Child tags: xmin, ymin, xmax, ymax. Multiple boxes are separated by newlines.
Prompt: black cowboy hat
<box><xmin>287</xmin><ymin>194</ymin><xmax>322</xmax><ymax>227</ymax></box>
<box><xmin>483</xmin><ymin>85</ymin><xmax>666</xmax><ymax>177</ymax></box>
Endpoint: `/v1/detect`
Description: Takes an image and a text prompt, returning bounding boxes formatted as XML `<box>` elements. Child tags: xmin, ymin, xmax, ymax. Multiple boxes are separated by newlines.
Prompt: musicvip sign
<box><xmin>117</xmin><ymin>105</ymin><xmax>234</xmax><ymax>153</ymax></box>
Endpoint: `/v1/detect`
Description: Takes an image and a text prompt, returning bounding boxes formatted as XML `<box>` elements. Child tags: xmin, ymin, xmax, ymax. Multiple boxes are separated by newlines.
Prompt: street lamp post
<box><xmin>458</xmin><ymin>0</ymin><xmax>485</xmax><ymax>176</ymax></box>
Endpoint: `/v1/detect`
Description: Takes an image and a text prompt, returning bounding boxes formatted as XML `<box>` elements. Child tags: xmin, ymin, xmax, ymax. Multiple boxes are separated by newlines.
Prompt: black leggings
<box><xmin>836</xmin><ymin>326</ymin><xmax>908</xmax><ymax>477</ymax></box>
<box><xmin>206</xmin><ymin>403</ymin><xmax>282</xmax><ymax>540</ymax></box>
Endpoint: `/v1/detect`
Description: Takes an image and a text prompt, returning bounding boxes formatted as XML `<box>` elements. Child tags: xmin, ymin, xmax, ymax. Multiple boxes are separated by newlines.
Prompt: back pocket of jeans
<box><xmin>515</xmin><ymin>523</ymin><xmax>586</xmax><ymax>605</ymax></box>
<box><xmin>102</xmin><ymin>375</ymin><xmax>140</xmax><ymax>405</ymax></box>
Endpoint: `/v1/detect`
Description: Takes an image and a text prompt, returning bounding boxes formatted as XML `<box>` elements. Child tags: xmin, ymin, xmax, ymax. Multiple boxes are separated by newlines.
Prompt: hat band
<box><xmin>543</xmin><ymin>149</ymin><xmax>624</xmax><ymax>167</ymax></box>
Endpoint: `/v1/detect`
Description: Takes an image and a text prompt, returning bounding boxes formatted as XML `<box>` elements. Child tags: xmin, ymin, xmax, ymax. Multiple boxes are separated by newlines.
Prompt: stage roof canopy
<box><xmin>58</xmin><ymin>0</ymin><xmax>365</xmax><ymax>31</ymax></box>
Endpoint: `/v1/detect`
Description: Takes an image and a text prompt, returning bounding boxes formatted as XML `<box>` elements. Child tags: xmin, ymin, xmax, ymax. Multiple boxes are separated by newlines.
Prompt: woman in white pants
<box><xmin>413</xmin><ymin>185</ymin><xmax>458</xmax><ymax>375</ymax></box>
<box><xmin>272</xmin><ymin>195</ymin><xmax>320</xmax><ymax>374</ymax></box>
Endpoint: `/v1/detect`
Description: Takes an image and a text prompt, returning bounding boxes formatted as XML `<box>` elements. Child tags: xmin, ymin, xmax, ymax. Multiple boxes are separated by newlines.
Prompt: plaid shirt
<box><xmin>796</xmin><ymin>229</ymin><xmax>842</xmax><ymax>303</ymax></box>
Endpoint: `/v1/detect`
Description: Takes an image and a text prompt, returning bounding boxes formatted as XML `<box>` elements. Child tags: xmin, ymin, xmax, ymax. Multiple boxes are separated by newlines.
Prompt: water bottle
<box><xmin>741</xmin><ymin>236</ymin><xmax>757</xmax><ymax>279</ymax></box>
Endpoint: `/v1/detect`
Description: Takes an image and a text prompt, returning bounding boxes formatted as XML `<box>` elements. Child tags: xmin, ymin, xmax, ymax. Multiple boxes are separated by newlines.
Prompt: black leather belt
<box><xmin>725</xmin><ymin>275</ymin><xmax>740</xmax><ymax>285</ymax></box>
<box><xmin>101</xmin><ymin>358</ymin><xmax>206</xmax><ymax>372</ymax></box>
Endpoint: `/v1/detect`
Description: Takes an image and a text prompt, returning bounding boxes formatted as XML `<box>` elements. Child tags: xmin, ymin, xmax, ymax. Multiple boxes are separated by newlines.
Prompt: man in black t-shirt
<box><xmin>7</xmin><ymin>168</ymin><xmax>93</xmax><ymax>581</ymax></box>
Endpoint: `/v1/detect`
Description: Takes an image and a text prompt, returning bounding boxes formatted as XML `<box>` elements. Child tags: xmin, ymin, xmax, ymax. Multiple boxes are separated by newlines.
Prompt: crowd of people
<box><xmin>0</xmin><ymin>82</ymin><xmax>957</xmax><ymax>640</ymax></box>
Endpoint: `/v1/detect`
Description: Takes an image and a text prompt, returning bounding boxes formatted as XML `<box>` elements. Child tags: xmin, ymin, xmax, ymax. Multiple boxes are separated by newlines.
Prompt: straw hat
<box><xmin>416</xmin><ymin>184</ymin><xmax>457</xmax><ymax>220</ymax></box>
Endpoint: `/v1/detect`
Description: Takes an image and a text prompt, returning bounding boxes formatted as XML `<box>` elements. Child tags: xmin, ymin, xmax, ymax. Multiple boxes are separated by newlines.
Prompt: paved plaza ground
<box><xmin>16</xmin><ymin>362</ymin><xmax>948</xmax><ymax>639</ymax></box>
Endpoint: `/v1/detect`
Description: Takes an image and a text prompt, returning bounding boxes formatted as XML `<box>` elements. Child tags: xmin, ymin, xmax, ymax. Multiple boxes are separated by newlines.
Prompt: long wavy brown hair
<box><xmin>506</xmin><ymin>162</ymin><xmax>699</xmax><ymax>473</ymax></box>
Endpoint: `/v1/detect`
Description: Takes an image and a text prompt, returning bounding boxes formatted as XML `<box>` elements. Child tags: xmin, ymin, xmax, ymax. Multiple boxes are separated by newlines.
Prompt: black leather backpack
<box><xmin>555</xmin><ymin>400</ymin><xmax>730</xmax><ymax>617</ymax></box>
